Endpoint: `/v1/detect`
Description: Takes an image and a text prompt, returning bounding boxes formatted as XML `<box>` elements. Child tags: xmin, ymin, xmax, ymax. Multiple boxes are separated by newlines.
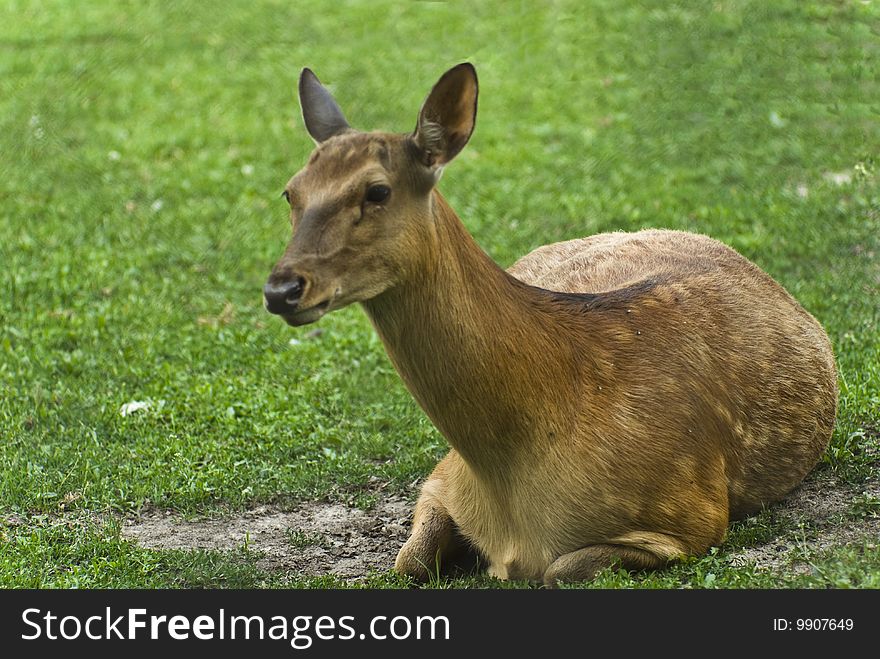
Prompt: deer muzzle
<box><xmin>263</xmin><ymin>276</ymin><xmax>305</xmax><ymax>315</ymax></box>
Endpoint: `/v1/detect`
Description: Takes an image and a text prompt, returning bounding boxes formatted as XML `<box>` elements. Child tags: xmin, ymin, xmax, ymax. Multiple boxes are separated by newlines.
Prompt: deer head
<box><xmin>264</xmin><ymin>64</ymin><xmax>478</xmax><ymax>326</ymax></box>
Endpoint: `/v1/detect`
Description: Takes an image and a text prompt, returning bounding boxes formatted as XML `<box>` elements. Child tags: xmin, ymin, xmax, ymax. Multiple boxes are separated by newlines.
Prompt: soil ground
<box><xmin>120</xmin><ymin>469</ymin><xmax>880</xmax><ymax>583</ymax></box>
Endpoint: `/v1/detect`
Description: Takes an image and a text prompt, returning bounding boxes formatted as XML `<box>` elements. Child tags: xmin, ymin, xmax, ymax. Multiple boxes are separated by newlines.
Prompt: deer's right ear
<box><xmin>299</xmin><ymin>68</ymin><xmax>351</xmax><ymax>143</ymax></box>
<box><xmin>414</xmin><ymin>63</ymin><xmax>478</xmax><ymax>168</ymax></box>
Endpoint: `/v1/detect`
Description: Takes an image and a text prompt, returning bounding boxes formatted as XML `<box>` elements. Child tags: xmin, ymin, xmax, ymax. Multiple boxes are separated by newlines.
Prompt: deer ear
<box><xmin>299</xmin><ymin>68</ymin><xmax>351</xmax><ymax>143</ymax></box>
<box><xmin>414</xmin><ymin>63</ymin><xmax>478</xmax><ymax>167</ymax></box>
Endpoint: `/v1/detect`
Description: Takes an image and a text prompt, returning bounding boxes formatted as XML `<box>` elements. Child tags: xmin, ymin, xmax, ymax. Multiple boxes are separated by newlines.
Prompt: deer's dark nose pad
<box><xmin>263</xmin><ymin>277</ymin><xmax>305</xmax><ymax>315</ymax></box>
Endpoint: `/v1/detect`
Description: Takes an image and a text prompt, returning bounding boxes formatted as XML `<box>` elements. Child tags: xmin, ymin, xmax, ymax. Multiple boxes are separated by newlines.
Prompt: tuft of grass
<box><xmin>848</xmin><ymin>493</ymin><xmax>880</xmax><ymax>521</ymax></box>
<box><xmin>285</xmin><ymin>528</ymin><xmax>330</xmax><ymax>550</ymax></box>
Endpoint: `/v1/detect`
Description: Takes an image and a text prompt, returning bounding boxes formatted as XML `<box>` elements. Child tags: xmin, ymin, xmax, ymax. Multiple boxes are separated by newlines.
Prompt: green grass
<box><xmin>1</xmin><ymin>0</ymin><xmax>878</xmax><ymax>588</ymax></box>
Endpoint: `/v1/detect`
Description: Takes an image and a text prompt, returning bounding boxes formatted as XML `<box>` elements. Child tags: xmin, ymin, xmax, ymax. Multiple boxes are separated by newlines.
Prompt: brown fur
<box><xmin>266</xmin><ymin>65</ymin><xmax>838</xmax><ymax>585</ymax></box>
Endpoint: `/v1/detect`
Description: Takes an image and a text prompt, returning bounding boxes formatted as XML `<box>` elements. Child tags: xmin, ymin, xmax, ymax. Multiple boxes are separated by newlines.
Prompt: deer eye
<box><xmin>365</xmin><ymin>184</ymin><xmax>390</xmax><ymax>204</ymax></box>
<box><xmin>281</xmin><ymin>190</ymin><xmax>291</xmax><ymax>203</ymax></box>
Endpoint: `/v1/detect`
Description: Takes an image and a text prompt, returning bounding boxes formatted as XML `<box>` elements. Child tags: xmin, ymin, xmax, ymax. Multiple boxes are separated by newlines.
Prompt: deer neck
<box><xmin>362</xmin><ymin>191</ymin><xmax>582</xmax><ymax>470</ymax></box>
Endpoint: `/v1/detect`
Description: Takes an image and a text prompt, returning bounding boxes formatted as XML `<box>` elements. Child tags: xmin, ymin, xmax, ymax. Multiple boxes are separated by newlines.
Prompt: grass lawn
<box><xmin>1</xmin><ymin>0</ymin><xmax>878</xmax><ymax>588</ymax></box>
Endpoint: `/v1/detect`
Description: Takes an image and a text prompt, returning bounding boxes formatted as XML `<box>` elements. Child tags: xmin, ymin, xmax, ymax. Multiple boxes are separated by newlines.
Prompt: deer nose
<box><xmin>263</xmin><ymin>277</ymin><xmax>305</xmax><ymax>315</ymax></box>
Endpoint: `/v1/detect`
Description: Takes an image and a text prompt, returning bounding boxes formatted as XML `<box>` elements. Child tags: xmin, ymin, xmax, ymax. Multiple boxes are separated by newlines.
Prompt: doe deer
<box><xmin>263</xmin><ymin>63</ymin><xmax>838</xmax><ymax>585</ymax></box>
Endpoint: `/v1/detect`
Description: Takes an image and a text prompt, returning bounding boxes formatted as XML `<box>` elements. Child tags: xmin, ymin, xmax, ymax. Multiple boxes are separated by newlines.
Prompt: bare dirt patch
<box><xmin>118</xmin><ymin>468</ymin><xmax>880</xmax><ymax>582</ymax></box>
<box><xmin>121</xmin><ymin>495</ymin><xmax>412</xmax><ymax>581</ymax></box>
<box><xmin>726</xmin><ymin>469</ymin><xmax>880</xmax><ymax>572</ymax></box>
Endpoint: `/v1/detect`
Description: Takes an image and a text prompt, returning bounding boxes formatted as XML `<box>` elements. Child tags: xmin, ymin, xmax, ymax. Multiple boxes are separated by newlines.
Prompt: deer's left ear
<box><xmin>414</xmin><ymin>63</ymin><xmax>478</xmax><ymax>168</ymax></box>
<box><xmin>299</xmin><ymin>68</ymin><xmax>351</xmax><ymax>143</ymax></box>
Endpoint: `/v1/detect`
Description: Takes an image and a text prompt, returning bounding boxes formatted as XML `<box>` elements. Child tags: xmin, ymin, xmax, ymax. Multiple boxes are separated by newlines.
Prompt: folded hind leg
<box><xmin>543</xmin><ymin>533</ymin><xmax>688</xmax><ymax>587</ymax></box>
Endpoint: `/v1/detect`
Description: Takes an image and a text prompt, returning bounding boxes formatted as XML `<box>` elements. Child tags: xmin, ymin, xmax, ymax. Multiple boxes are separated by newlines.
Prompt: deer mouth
<box><xmin>281</xmin><ymin>298</ymin><xmax>331</xmax><ymax>326</ymax></box>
